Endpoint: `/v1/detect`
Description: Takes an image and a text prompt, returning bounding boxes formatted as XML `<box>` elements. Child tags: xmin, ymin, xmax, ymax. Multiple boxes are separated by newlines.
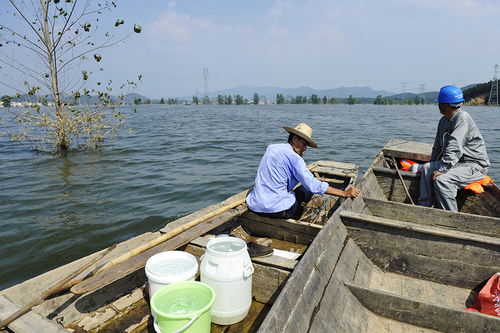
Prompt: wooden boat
<box><xmin>0</xmin><ymin>160</ymin><xmax>358</xmax><ymax>333</ymax></box>
<box><xmin>365</xmin><ymin>138</ymin><xmax>500</xmax><ymax>217</ymax></box>
<box><xmin>259</xmin><ymin>139</ymin><xmax>500</xmax><ymax>332</ymax></box>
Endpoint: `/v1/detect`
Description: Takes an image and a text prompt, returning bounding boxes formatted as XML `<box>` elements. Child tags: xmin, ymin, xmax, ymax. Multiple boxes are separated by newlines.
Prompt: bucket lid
<box><xmin>151</xmin><ymin>281</ymin><xmax>215</xmax><ymax>318</ymax></box>
<box><xmin>145</xmin><ymin>251</ymin><xmax>198</xmax><ymax>283</ymax></box>
<box><xmin>206</xmin><ymin>237</ymin><xmax>247</xmax><ymax>258</ymax></box>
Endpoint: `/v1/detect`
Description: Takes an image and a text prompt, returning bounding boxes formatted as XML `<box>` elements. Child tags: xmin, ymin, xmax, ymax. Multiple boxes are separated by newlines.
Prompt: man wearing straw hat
<box><xmin>246</xmin><ymin>123</ymin><xmax>360</xmax><ymax>219</ymax></box>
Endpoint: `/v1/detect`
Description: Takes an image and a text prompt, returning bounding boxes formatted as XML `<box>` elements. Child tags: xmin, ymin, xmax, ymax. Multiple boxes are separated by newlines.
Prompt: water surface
<box><xmin>1</xmin><ymin>104</ymin><xmax>499</xmax><ymax>289</ymax></box>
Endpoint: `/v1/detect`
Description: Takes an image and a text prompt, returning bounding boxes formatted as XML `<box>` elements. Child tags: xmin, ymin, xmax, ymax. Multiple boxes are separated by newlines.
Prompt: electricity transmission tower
<box><xmin>418</xmin><ymin>84</ymin><xmax>426</xmax><ymax>94</ymax></box>
<box><xmin>401</xmin><ymin>82</ymin><xmax>408</xmax><ymax>93</ymax></box>
<box><xmin>488</xmin><ymin>64</ymin><xmax>499</xmax><ymax>106</ymax></box>
<box><xmin>202</xmin><ymin>67</ymin><xmax>209</xmax><ymax>97</ymax></box>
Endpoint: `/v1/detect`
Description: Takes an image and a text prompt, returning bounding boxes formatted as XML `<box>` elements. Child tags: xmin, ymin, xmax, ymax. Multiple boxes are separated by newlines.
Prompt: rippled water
<box><xmin>1</xmin><ymin>104</ymin><xmax>499</xmax><ymax>289</ymax></box>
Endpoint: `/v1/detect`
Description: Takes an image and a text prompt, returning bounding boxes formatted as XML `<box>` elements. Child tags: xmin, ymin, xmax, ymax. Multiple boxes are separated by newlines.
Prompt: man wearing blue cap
<box><xmin>418</xmin><ymin>85</ymin><xmax>490</xmax><ymax>211</ymax></box>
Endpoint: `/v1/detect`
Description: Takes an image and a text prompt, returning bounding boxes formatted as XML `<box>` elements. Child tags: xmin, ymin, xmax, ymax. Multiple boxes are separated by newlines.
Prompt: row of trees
<box><xmin>146</xmin><ymin>93</ymin><xmax>430</xmax><ymax>106</ymax></box>
<box><xmin>374</xmin><ymin>95</ymin><xmax>425</xmax><ymax>105</ymax></box>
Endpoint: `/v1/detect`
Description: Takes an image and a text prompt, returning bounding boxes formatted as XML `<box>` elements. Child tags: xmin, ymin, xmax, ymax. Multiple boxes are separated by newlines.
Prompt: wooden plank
<box><xmin>370</xmin><ymin>271</ymin><xmax>469</xmax><ymax>309</ymax></box>
<box><xmin>312</xmin><ymin>166</ymin><xmax>357</xmax><ymax>179</ymax></box>
<box><xmin>0</xmin><ymin>295</ymin><xmax>69</xmax><ymax>333</ymax></box>
<box><xmin>314</xmin><ymin>160</ymin><xmax>358</xmax><ymax>170</ymax></box>
<box><xmin>364</xmin><ymin>198</ymin><xmax>500</xmax><ymax>237</ymax></box>
<box><xmin>340</xmin><ymin>211</ymin><xmax>500</xmax><ymax>247</ymax></box>
<box><xmin>211</xmin><ymin>301</ymin><xmax>268</xmax><ymax>333</ymax></box>
<box><xmin>347</xmin><ymin>284</ymin><xmax>500</xmax><ymax>333</ymax></box>
<box><xmin>237</xmin><ymin>212</ymin><xmax>322</xmax><ymax>244</ymax></box>
<box><xmin>382</xmin><ymin>139</ymin><xmax>432</xmax><ymax>162</ymax></box>
<box><xmin>340</xmin><ymin>212</ymin><xmax>500</xmax><ymax>288</ymax></box>
<box><xmin>257</xmin><ymin>215</ymin><xmax>350</xmax><ymax>332</ymax></box>
<box><xmin>189</xmin><ymin>236</ymin><xmax>296</xmax><ymax>270</ymax></box>
<box><xmin>358</xmin><ymin>169</ymin><xmax>387</xmax><ymax>201</ymax></box>
<box><xmin>71</xmin><ymin>205</ymin><xmax>246</xmax><ymax>295</ymax></box>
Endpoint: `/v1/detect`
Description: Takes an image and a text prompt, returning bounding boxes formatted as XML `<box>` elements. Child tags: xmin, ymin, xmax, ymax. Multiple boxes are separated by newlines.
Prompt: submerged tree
<box><xmin>0</xmin><ymin>0</ymin><xmax>142</xmax><ymax>151</ymax></box>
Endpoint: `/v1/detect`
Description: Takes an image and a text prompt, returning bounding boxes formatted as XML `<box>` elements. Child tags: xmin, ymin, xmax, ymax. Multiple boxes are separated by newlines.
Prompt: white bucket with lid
<box><xmin>145</xmin><ymin>251</ymin><xmax>198</xmax><ymax>297</ymax></box>
<box><xmin>200</xmin><ymin>236</ymin><xmax>254</xmax><ymax>325</ymax></box>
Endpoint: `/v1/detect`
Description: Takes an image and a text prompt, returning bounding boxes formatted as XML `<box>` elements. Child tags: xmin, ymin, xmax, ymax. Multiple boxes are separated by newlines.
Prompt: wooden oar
<box><xmin>0</xmin><ymin>244</ymin><xmax>116</xmax><ymax>329</ymax></box>
<box><xmin>69</xmin><ymin>197</ymin><xmax>246</xmax><ymax>294</ymax></box>
<box><xmin>391</xmin><ymin>156</ymin><xmax>415</xmax><ymax>205</ymax></box>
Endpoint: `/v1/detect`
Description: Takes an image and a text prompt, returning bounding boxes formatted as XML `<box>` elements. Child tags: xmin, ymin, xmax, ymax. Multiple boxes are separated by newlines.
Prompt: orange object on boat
<box><xmin>399</xmin><ymin>159</ymin><xmax>417</xmax><ymax>171</ymax></box>
<box><xmin>463</xmin><ymin>175</ymin><xmax>494</xmax><ymax>194</ymax></box>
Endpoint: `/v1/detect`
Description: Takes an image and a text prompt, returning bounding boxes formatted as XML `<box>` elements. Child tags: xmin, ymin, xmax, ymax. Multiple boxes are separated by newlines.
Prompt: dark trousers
<box><xmin>254</xmin><ymin>186</ymin><xmax>313</xmax><ymax>220</ymax></box>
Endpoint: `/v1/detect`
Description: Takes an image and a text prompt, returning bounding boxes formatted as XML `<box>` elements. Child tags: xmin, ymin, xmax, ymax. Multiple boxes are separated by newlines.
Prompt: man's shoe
<box><xmin>247</xmin><ymin>241</ymin><xmax>274</xmax><ymax>258</ymax></box>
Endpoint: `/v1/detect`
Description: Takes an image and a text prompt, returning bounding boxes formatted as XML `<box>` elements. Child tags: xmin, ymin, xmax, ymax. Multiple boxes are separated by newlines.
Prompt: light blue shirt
<box><xmin>246</xmin><ymin>143</ymin><xmax>329</xmax><ymax>213</ymax></box>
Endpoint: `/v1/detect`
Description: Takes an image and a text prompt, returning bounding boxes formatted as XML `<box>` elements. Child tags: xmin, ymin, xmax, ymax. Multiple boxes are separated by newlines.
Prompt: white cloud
<box><xmin>267</xmin><ymin>25</ymin><xmax>288</xmax><ymax>38</ymax></box>
<box><xmin>149</xmin><ymin>8</ymin><xmax>218</xmax><ymax>43</ymax></box>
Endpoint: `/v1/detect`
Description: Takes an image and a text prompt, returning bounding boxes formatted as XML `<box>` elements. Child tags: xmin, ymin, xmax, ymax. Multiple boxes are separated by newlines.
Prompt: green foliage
<box><xmin>192</xmin><ymin>96</ymin><xmax>199</xmax><ymax>104</ymax></box>
<box><xmin>234</xmin><ymin>94</ymin><xmax>244</xmax><ymax>105</ymax></box>
<box><xmin>160</xmin><ymin>98</ymin><xmax>165</xmax><ymax>104</ymax></box>
<box><xmin>347</xmin><ymin>95</ymin><xmax>356</xmax><ymax>105</ymax></box>
<box><xmin>322</xmin><ymin>96</ymin><xmax>327</xmax><ymax>104</ymax></box>
<box><xmin>463</xmin><ymin>82</ymin><xmax>492</xmax><ymax>104</ymax></box>
<box><xmin>253</xmin><ymin>93</ymin><xmax>259</xmax><ymax>105</ymax></box>
<box><xmin>310</xmin><ymin>94</ymin><xmax>320</xmax><ymax>104</ymax></box>
<box><xmin>276</xmin><ymin>93</ymin><xmax>285</xmax><ymax>104</ymax></box>
<box><xmin>1</xmin><ymin>95</ymin><xmax>13</xmax><ymax>107</ymax></box>
<box><xmin>134</xmin><ymin>98</ymin><xmax>142</xmax><ymax>105</ymax></box>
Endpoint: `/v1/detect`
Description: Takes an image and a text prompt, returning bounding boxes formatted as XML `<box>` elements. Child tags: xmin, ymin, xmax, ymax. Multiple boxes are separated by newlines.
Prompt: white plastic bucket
<box><xmin>200</xmin><ymin>236</ymin><xmax>254</xmax><ymax>325</ymax></box>
<box><xmin>145</xmin><ymin>251</ymin><xmax>199</xmax><ymax>297</ymax></box>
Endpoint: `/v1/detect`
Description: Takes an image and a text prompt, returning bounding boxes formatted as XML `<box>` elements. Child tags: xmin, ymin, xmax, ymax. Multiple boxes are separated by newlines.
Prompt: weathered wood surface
<box><xmin>341</xmin><ymin>211</ymin><xmax>500</xmax><ymax>247</ymax></box>
<box><xmin>382</xmin><ymin>139</ymin><xmax>432</xmax><ymax>162</ymax></box>
<box><xmin>348</xmin><ymin>284</ymin><xmax>500</xmax><ymax>333</ymax></box>
<box><xmin>371</xmin><ymin>165</ymin><xmax>500</xmax><ymax>217</ymax></box>
<box><xmin>373</xmin><ymin>166</ymin><xmax>420</xmax><ymax>203</ymax></box>
<box><xmin>211</xmin><ymin>301</ymin><xmax>269</xmax><ymax>333</ymax></box>
<box><xmin>340</xmin><ymin>211</ymin><xmax>500</xmax><ymax>288</ymax></box>
<box><xmin>238</xmin><ymin>212</ymin><xmax>322</xmax><ymax>244</ymax></box>
<box><xmin>0</xmin><ymin>296</ymin><xmax>69</xmax><ymax>333</ymax></box>
<box><xmin>369</xmin><ymin>269</ymin><xmax>470</xmax><ymax>309</ymax></box>
<box><xmin>257</xmin><ymin>198</ymin><xmax>357</xmax><ymax>332</ymax></box>
<box><xmin>357</xmin><ymin>164</ymin><xmax>387</xmax><ymax>201</ymax></box>
<box><xmin>72</xmin><ymin>205</ymin><xmax>247</xmax><ymax>294</ymax></box>
<box><xmin>364</xmin><ymin>198</ymin><xmax>500</xmax><ymax>237</ymax></box>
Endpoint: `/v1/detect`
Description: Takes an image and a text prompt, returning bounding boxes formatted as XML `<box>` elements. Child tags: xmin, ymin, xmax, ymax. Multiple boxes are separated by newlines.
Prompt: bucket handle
<box><xmin>243</xmin><ymin>263</ymin><xmax>254</xmax><ymax>278</ymax></box>
<box><xmin>171</xmin><ymin>313</ymin><xmax>200</xmax><ymax>333</ymax></box>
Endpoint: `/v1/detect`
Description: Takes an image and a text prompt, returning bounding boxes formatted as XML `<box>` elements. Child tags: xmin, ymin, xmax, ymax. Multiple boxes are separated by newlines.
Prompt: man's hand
<box><xmin>432</xmin><ymin>170</ymin><xmax>443</xmax><ymax>180</ymax></box>
<box><xmin>344</xmin><ymin>186</ymin><xmax>360</xmax><ymax>198</ymax></box>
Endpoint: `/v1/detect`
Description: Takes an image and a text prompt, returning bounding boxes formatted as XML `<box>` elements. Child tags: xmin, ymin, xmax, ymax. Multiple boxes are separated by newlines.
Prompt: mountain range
<box><xmin>5</xmin><ymin>83</ymin><xmax>485</xmax><ymax>104</ymax></box>
<box><xmin>189</xmin><ymin>85</ymin><xmax>396</xmax><ymax>100</ymax></box>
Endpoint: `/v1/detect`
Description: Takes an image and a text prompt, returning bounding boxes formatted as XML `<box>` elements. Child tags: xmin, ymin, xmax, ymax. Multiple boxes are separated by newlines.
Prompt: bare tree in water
<box><xmin>0</xmin><ymin>0</ymin><xmax>142</xmax><ymax>151</ymax></box>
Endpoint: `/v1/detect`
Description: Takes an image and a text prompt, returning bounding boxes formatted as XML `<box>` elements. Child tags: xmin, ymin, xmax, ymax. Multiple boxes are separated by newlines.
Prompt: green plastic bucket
<box><xmin>151</xmin><ymin>281</ymin><xmax>215</xmax><ymax>333</ymax></box>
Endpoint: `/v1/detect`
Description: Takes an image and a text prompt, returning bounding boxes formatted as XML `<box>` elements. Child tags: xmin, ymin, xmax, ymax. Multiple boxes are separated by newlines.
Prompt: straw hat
<box><xmin>283</xmin><ymin>123</ymin><xmax>318</xmax><ymax>148</ymax></box>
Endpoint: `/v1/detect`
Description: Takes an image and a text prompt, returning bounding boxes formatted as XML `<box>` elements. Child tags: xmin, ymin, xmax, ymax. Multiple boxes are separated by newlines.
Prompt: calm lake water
<box><xmin>1</xmin><ymin>104</ymin><xmax>499</xmax><ymax>289</ymax></box>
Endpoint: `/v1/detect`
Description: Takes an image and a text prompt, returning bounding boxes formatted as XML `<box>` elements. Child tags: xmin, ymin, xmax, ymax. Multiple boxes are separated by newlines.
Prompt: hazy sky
<box><xmin>2</xmin><ymin>0</ymin><xmax>500</xmax><ymax>98</ymax></box>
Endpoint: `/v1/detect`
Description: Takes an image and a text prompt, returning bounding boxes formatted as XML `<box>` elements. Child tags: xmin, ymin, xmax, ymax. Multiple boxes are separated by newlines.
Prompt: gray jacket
<box><xmin>430</xmin><ymin>110</ymin><xmax>489</xmax><ymax>172</ymax></box>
